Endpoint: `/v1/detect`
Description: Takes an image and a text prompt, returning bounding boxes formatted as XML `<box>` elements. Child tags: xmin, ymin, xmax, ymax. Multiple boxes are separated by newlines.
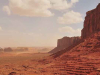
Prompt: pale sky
<box><xmin>0</xmin><ymin>0</ymin><xmax>100</xmax><ymax>47</ymax></box>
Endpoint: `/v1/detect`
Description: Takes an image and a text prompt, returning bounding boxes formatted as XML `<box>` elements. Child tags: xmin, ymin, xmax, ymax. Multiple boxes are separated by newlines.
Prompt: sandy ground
<box><xmin>0</xmin><ymin>52</ymin><xmax>52</xmax><ymax>75</ymax></box>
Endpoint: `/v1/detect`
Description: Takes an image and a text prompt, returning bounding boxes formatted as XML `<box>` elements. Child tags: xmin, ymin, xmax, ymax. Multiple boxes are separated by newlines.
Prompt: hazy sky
<box><xmin>0</xmin><ymin>0</ymin><xmax>100</xmax><ymax>47</ymax></box>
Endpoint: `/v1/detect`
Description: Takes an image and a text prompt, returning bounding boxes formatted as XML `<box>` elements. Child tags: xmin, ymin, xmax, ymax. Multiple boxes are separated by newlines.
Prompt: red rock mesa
<box><xmin>49</xmin><ymin>36</ymin><xmax>81</xmax><ymax>53</ymax></box>
<box><xmin>41</xmin><ymin>4</ymin><xmax>100</xmax><ymax>75</ymax></box>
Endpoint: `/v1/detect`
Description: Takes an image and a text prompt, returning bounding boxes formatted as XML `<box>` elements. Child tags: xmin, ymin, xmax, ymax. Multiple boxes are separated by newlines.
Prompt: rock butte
<box><xmin>49</xmin><ymin>37</ymin><xmax>81</xmax><ymax>53</ymax></box>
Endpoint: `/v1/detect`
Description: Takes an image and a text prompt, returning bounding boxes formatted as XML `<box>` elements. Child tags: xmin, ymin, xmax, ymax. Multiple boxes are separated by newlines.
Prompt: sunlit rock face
<box><xmin>49</xmin><ymin>36</ymin><xmax>81</xmax><ymax>53</ymax></box>
<box><xmin>82</xmin><ymin>3</ymin><xmax>100</xmax><ymax>39</ymax></box>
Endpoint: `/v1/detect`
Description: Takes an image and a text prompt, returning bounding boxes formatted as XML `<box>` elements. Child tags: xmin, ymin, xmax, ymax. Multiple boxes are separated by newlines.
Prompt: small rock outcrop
<box><xmin>49</xmin><ymin>36</ymin><xmax>81</xmax><ymax>53</ymax></box>
<box><xmin>82</xmin><ymin>3</ymin><xmax>100</xmax><ymax>39</ymax></box>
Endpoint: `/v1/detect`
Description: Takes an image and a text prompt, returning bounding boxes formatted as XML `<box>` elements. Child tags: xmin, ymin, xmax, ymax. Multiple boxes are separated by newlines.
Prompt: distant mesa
<box><xmin>14</xmin><ymin>47</ymin><xmax>28</xmax><ymax>52</ymax></box>
<box><xmin>49</xmin><ymin>36</ymin><xmax>81</xmax><ymax>53</ymax></box>
<box><xmin>4</xmin><ymin>47</ymin><xmax>13</xmax><ymax>52</ymax></box>
<box><xmin>0</xmin><ymin>47</ymin><xmax>53</xmax><ymax>53</ymax></box>
<box><xmin>0</xmin><ymin>47</ymin><xmax>29</xmax><ymax>52</ymax></box>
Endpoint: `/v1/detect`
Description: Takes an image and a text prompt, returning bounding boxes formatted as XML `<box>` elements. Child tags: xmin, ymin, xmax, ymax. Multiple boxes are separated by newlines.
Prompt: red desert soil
<box><xmin>0</xmin><ymin>52</ymin><xmax>52</xmax><ymax>75</ymax></box>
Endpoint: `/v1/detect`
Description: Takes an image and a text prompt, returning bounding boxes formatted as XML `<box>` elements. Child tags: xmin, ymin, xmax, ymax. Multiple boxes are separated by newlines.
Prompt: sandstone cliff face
<box><xmin>82</xmin><ymin>3</ymin><xmax>100</xmax><ymax>39</ymax></box>
<box><xmin>50</xmin><ymin>4</ymin><xmax>100</xmax><ymax>53</ymax></box>
<box><xmin>42</xmin><ymin>4</ymin><xmax>100</xmax><ymax>75</ymax></box>
<box><xmin>57</xmin><ymin>37</ymin><xmax>81</xmax><ymax>48</ymax></box>
<box><xmin>49</xmin><ymin>37</ymin><xmax>81</xmax><ymax>53</ymax></box>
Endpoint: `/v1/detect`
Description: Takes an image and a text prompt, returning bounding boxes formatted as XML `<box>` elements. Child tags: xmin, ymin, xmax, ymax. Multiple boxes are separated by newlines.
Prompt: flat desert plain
<box><xmin>0</xmin><ymin>52</ymin><xmax>52</xmax><ymax>75</ymax></box>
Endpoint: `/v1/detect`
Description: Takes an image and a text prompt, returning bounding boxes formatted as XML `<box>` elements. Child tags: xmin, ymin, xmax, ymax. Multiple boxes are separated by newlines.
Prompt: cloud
<box><xmin>59</xmin><ymin>26</ymin><xmax>81</xmax><ymax>36</ymax></box>
<box><xmin>3</xmin><ymin>6</ymin><xmax>11</xmax><ymax>15</ymax></box>
<box><xmin>3</xmin><ymin>0</ymin><xmax>79</xmax><ymax>17</ymax></box>
<box><xmin>71</xmin><ymin>0</ymin><xmax>79</xmax><ymax>3</ymax></box>
<box><xmin>50</xmin><ymin>0</ymin><xmax>79</xmax><ymax>10</ymax></box>
<box><xmin>3</xmin><ymin>0</ymin><xmax>54</xmax><ymax>17</ymax></box>
<box><xmin>57</xmin><ymin>10</ymin><xmax>83</xmax><ymax>25</ymax></box>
